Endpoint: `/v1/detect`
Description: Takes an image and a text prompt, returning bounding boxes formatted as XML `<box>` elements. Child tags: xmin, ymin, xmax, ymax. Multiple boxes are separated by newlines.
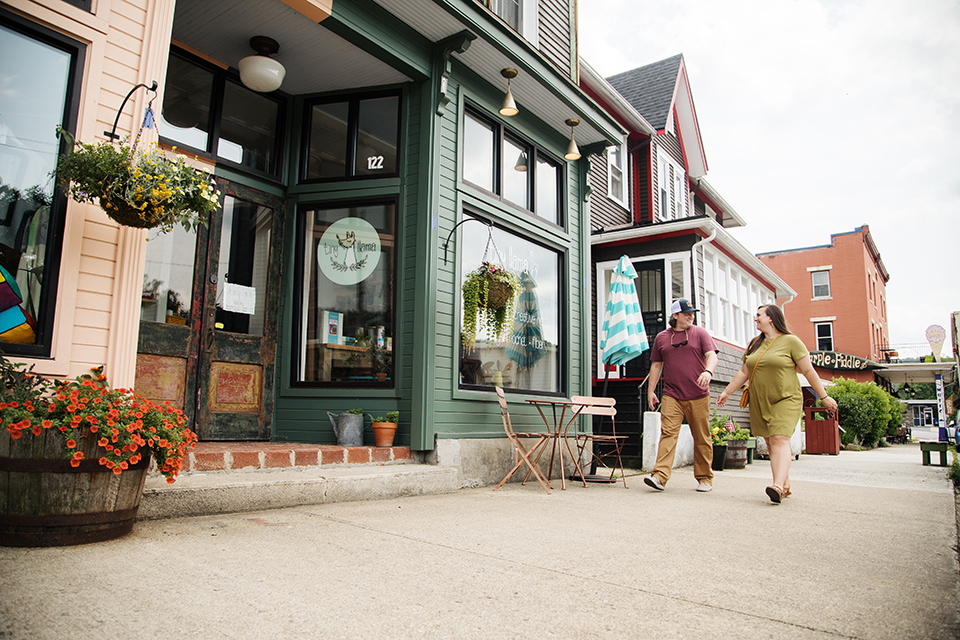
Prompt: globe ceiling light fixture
<box><xmin>499</xmin><ymin>68</ymin><xmax>519</xmax><ymax>117</ymax></box>
<box><xmin>238</xmin><ymin>36</ymin><xmax>285</xmax><ymax>93</ymax></box>
<box><xmin>564</xmin><ymin>118</ymin><xmax>581</xmax><ymax>161</ymax></box>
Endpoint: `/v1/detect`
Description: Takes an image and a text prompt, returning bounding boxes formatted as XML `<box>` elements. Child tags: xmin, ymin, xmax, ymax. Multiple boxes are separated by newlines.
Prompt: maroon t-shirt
<box><xmin>650</xmin><ymin>325</ymin><xmax>719</xmax><ymax>401</ymax></box>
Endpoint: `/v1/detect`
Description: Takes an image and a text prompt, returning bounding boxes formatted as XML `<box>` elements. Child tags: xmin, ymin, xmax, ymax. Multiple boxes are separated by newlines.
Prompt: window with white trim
<box><xmin>656</xmin><ymin>149</ymin><xmax>686</xmax><ymax>220</ymax></box>
<box><xmin>657</xmin><ymin>154</ymin><xmax>669</xmax><ymax>220</ymax></box>
<box><xmin>815</xmin><ymin>322</ymin><xmax>833</xmax><ymax>351</ymax></box>
<box><xmin>674</xmin><ymin>173</ymin><xmax>685</xmax><ymax>218</ymax></box>
<box><xmin>607</xmin><ymin>139</ymin><xmax>627</xmax><ymax>207</ymax></box>
<box><xmin>702</xmin><ymin>249</ymin><xmax>776</xmax><ymax>346</ymax></box>
<box><xmin>812</xmin><ymin>270</ymin><xmax>831</xmax><ymax>298</ymax></box>
<box><xmin>702</xmin><ymin>255</ymin><xmax>716</xmax><ymax>333</ymax></box>
<box><xmin>491</xmin><ymin>0</ymin><xmax>538</xmax><ymax>46</ymax></box>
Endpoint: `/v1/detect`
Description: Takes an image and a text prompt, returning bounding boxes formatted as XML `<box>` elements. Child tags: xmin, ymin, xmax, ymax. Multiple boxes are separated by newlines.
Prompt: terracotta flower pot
<box><xmin>371</xmin><ymin>422</ymin><xmax>397</xmax><ymax>447</ymax></box>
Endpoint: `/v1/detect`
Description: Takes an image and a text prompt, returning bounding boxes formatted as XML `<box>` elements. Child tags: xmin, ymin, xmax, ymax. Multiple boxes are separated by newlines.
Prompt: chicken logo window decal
<box><xmin>317</xmin><ymin>217</ymin><xmax>381</xmax><ymax>285</ymax></box>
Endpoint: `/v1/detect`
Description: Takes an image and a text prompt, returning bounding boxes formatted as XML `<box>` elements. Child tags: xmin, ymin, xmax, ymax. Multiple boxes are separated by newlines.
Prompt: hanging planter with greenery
<box><xmin>461</xmin><ymin>261</ymin><xmax>519</xmax><ymax>348</ymax></box>
<box><xmin>53</xmin><ymin>127</ymin><xmax>219</xmax><ymax>233</ymax></box>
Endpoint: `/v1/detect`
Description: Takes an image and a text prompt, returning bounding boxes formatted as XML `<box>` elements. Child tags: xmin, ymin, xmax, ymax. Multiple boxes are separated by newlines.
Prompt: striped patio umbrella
<box><xmin>505</xmin><ymin>271</ymin><xmax>546</xmax><ymax>383</ymax></box>
<box><xmin>600</xmin><ymin>256</ymin><xmax>649</xmax><ymax>372</ymax></box>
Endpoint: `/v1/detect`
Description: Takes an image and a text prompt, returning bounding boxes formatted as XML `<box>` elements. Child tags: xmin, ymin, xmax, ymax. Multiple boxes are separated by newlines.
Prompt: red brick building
<box><xmin>757</xmin><ymin>226</ymin><xmax>889</xmax><ymax>383</ymax></box>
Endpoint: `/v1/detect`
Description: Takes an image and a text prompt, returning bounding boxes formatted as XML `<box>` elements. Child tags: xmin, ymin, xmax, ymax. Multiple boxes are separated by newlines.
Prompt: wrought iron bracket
<box><xmin>104</xmin><ymin>81</ymin><xmax>159</xmax><ymax>141</ymax></box>
<box><xmin>442</xmin><ymin>217</ymin><xmax>492</xmax><ymax>265</ymax></box>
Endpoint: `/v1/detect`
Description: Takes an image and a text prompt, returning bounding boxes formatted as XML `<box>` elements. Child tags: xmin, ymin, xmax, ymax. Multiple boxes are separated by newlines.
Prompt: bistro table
<box><xmin>525</xmin><ymin>397</ymin><xmax>588</xmax><ymax>490</ymax></box>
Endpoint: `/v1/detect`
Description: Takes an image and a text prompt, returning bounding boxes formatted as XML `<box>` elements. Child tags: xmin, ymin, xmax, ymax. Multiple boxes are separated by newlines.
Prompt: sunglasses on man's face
<box><xmin>671</xmin><ymin>330</ymin><xmax>688</xmax><ymax>348</ymax></box>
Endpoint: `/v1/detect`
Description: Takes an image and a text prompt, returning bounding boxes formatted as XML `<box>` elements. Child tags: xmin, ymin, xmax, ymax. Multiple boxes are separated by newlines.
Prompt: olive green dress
<box><xmin>743</xmin><ymin>334</ymin><xmax>808</xmax><ymax>437</ymax></box>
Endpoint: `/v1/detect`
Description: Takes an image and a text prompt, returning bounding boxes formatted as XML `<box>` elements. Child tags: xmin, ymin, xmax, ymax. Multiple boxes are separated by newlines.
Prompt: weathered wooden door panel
<box><xmin>135</xmin><ymin>179</ymin><xmax>284</xmax><ymax>441</ymax></box>
<box><xmin>196</xmin><ymin>181</ymin><xmax>283</xmax><ymax>441</ymax></box>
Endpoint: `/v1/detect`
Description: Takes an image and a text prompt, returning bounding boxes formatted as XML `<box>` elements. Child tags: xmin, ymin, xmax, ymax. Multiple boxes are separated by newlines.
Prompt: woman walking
<box><xmin>717</xmin><ymin>305</ymin><xmax>838</xmax><ymax>503</ymax></box>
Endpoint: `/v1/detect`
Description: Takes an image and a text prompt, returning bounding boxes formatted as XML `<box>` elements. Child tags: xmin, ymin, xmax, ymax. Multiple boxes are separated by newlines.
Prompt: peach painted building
<box><xmin>757</xmin><ymin>225</ymin><xmax>889</xmax><ymax>383</ymax></box>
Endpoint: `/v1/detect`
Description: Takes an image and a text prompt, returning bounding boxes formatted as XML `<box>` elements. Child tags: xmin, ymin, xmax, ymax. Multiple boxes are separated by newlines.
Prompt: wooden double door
<box><xmin>135</xmin><ymin>179</ymin><xmax>285</xmax><ymax>440</ymax></box>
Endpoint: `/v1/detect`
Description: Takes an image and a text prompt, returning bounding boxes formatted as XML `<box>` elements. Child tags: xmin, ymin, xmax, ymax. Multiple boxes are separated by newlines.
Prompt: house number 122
<box><xmin>366</xmin><ymin>155</ymin><xmax>384</xmax><ymax>170</ymax></box>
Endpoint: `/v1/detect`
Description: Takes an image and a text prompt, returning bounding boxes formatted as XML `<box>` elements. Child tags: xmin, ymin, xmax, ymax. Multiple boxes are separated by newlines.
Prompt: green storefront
<box><xmin>126</xmin><ymin>0</ymin><xmax>623</xmax><ymax>483</ymax></box>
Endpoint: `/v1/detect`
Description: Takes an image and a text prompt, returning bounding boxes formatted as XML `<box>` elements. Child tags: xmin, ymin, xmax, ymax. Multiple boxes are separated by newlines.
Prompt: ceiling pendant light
<box><xmin>239</xmin><ymin>36</ymin><xmax>286</xmax><ymax>93</ymax></box>
<box><xmin>514</xmin><ymin>151</ymin><xmax>528</xmax><ymax>172</ymax></box>
<box><xmin>564</xmin><ymin>118</ymin><xmax>581</xmax><ymax>161</ymax></box>
<box><xmin>499</xmin><ymin>68</ymin><xmax>519</xmax><ymax>117</ymax></box>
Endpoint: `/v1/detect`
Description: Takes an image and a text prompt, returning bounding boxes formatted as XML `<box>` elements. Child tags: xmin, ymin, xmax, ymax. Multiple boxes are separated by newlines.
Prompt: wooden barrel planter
<box><xmin>724</xmin><ymin>439</ymin><xmax>749</xmax><ymax>469</ymax></box>
<box><xmin>0</xmin><ymin>429</ymin><xmax>150</xmax><ymax>547</ymax></box>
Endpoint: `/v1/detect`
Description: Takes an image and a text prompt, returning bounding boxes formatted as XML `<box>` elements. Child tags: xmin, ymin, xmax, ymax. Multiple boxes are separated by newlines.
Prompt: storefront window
<box><xmin>462</xmin><ymin>106</ymin><xmax>561</xmax><ymax>225</ymax></box>
<box><xmin>303</xmin><ymin>92</ymin><xmax>400</xmax><ymax>182</ymax></box>
<box><xmin>459</xmin><ymin>218</ymin><xmax>561</xmax><ymax>394</ymax></box>
<box><xmin>0</xmin><ymin>16</ymin><xmax>80</xmax><ymax>354</ymax></box>
<box><xmin>141</xmin><ymin>225</ymin><xmax>197</xmax><ymax>325</ymax></box>
<box><xmin>218</xmin><ymin>81</ymin><xmax>281</xmax><ymax>175</ymax></box>
<box><xmin>295</xmin><ymin>201</ymin><xmax>396</xmax><ymax>386</ymax></box>
<box><xmin>160</xmin><ymin>48</ymin><xmax>284</xmax><ymax>178</ymax></box>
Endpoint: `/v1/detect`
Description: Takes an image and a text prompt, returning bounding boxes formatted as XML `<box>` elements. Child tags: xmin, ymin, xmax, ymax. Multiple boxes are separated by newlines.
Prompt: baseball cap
<box><xmin>670</xmin><ymin>299</ymin><xmax>699</xmax><ymax>314</ymax></box>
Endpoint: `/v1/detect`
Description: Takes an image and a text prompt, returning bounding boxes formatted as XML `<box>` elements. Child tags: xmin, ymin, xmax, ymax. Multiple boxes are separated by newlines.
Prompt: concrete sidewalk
<box><xmin>2</xmin><ymin>443</ymin><xmax>958</xmax><ymax>639</ymax></box>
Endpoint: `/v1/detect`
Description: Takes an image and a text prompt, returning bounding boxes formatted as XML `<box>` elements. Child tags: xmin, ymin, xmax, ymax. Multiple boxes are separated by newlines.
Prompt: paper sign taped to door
<box><xmin>221</xmin><ymin>283</ymin><xmax>256</xmax><ymax>315</ymax></box>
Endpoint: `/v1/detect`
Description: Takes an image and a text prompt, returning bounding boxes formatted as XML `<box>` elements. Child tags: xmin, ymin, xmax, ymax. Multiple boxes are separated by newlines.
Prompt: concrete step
<box><xmin>139</xmin><ymin>464</ymin><xmax>460</xmax><ymax>520</ymax></box>
<box><xmin>138</xmin><ymin>442</ymin><xmax>460</xmax><ymax>520</ymax></box>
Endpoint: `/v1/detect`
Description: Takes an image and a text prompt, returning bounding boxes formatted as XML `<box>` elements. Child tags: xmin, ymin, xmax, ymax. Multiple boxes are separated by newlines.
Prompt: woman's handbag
<box><xmin>740</xmin><ymin>335</ymin><xmax>779</xmax><ymax>408</ymax></box>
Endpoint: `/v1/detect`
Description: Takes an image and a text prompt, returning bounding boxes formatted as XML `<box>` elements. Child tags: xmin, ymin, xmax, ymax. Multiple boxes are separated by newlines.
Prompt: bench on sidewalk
<box><xmin>919</xmin><ymin>441</ymin><xmax>949</xmax><ymax>467</ymax></box>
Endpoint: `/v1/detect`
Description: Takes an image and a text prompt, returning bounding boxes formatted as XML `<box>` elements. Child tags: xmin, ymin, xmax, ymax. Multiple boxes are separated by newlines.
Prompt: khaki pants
<box><xmin>651</xmin><ymin>395</ymin><xmax>714</xmax><ymax>485</ymax></box>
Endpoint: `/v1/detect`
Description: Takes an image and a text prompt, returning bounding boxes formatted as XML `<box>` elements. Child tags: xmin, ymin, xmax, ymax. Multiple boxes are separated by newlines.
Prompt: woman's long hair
<box><xmin>745</xmin><ymin>304</ymin><xmax>792</xmax><ymax>356</ymax></box>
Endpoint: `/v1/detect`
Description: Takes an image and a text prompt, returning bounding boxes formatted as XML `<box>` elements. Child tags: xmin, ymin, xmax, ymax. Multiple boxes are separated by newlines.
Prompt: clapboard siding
<box><xmin>588</xmin><ymin>150</ymin><xmax>632</xmax><ymax>230</ymax></box>
<box><xmin>538</xmin><ymin>0</ymin><xmax>573</xmax><ymax>78</ymax></box>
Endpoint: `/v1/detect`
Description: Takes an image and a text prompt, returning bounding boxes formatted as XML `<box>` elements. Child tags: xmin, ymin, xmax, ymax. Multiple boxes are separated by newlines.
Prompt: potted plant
<box><xmin>461</xmin><ymin>261</ymin><xmax>519</xmax><ymax>348</ymax></box>
<box><xmin>371</xmin><ymin>411</ymin><xmax>399</xmax><ymax>447</ymax></box>
<box><xmin>710</xmin><ymin>409</ymin><xmax>750</xmax><ymax>470</ymax></box>
<box><xmin>54</xmin><ymin>127</ymin><xmax>219</xmax><ymax>233</ymax></box>
<box><xmin>1</xmin><ymin>355</ymin><xmax>197</xmax><ymax>546</ymax></box>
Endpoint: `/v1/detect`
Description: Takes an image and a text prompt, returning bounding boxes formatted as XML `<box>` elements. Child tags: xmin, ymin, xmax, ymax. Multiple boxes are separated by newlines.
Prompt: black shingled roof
<box><xmin>606</xmin><ymin>53</ymin><xmax>683</xmax><ymax>131</ymax></box>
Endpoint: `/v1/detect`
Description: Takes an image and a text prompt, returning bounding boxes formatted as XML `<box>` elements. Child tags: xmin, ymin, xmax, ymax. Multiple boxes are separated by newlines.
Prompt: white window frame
<box><xmin>807</xmin><ymin>265</ymin><xmax>832</xmax><ymax>299</ymax></box>
<box><xmin>674</xmin><ymin>173</ymin><xmax>686</xmax><ymax>218</ymax></box>
<box><xmin>815</xmin><ymin>321</ymin><xmax>834</xmax><ymax>351</ymax></box>
<box><xmin>702</xmin><ymin>248</ymin><xmax>776</xmax><ymax>346</ymax></box>
<box><xmin>657</xmin><ymin>154</ymin><xmax>669</xmax><ymax>221</ymax></box>
<box><xmin>491</xmin><ymin>0</ymin><xmax>538</xmax><ymax>46</ymax></box>
<box><xmin>656</xmin><ymin>149</ymin><xmax>686</xmax><ymax>220</ymax></box>
<box><xmin>595</xmin><ymin>253</ymin><xmax>689</xmax><ymax>378</ymax></box>
<box><xmin>607</xmin><ymin>138</ymin><xmax>627</xmax><ymax>208</ymax></box>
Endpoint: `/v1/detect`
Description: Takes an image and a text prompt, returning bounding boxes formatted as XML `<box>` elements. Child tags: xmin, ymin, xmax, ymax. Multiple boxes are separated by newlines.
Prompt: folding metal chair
<box><xmin>569</xmin><ymin>395</ymin><xmax>627</xmax><ymax>487</ymax></box>
<box><xmin>493</xmin><ymin>386</ymin><xmax>552</xmax><ymax>494</ymax></box>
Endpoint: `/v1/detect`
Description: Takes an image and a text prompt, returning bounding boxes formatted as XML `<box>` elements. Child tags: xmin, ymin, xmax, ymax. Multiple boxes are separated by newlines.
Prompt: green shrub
<box><xmin>827</xmin><ymin>378</ymin><xmax>904</xmax><ymax>448</ymax></box>
<box><xmin>344</xmin><ymin>408</ymin><xmax>364</xmax><ymax>415</ymax></box>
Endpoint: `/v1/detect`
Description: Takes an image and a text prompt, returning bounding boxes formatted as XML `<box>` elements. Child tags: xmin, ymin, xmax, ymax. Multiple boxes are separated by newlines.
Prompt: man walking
<box><xmin>645</xmin><ymin>299</ymin><xmax>719</xmax><ymax>492</ymax></box>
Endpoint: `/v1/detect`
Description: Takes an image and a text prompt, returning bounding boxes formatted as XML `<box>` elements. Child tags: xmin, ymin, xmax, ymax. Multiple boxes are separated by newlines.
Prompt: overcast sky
<box><xmin>578</xmin><ymin>0</ymin><xmax>960</xmax><ymax>353</ymax></box>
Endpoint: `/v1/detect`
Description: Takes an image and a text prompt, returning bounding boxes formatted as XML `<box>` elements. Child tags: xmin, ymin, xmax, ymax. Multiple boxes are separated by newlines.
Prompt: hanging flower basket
<box><xmin>461</xmin><ymin>261</ymin><xmax>519</xmax><ymax>348</ymax></box>
<box><xmin>53</xmin><ymin>127</ymin><xmax>219</xmax><ymax>233</ymax></box>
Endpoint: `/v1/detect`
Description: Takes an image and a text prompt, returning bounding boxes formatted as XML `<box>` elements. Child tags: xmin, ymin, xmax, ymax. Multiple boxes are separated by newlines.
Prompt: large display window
<box><xmin>294</xmin><ymin>200</ymin><xmax>396</xmax><ymax>386</ymax></box>
<box><xmin>0</xmin><ymin>14</ymin><xmax>81</xmax><ymax>355</ymax></box>
<box><xmin>458</xmin><ymin>217</ymin><xmax>562</xmax><ymax>394</ymax></box>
